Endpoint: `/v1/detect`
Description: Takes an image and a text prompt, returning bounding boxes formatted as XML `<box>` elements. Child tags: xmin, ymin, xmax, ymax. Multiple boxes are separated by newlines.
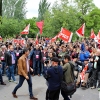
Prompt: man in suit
<box><xmin>12</xmin><ymin>48</ymin><xmax>38</xmax><ymax>100</ymax></box>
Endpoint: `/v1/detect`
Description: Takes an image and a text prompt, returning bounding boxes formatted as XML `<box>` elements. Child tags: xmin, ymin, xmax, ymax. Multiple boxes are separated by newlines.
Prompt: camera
<box><xmin>44</xmin><ymin>58</ymin><xmax>50</xmax><ymax>64</ymax></box>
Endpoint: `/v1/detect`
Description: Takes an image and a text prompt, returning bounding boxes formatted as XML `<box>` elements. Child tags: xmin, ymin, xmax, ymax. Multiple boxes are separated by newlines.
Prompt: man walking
<box><xmin>12</xmin><ymin>48</ymin><xmax>38</xmax><ymax>100</ymax></box>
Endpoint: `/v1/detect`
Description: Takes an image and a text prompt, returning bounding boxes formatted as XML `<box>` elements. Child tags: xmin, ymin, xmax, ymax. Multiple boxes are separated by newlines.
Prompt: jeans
<box><xmin>61</xmin><ymin>90</ymin><xmax>70</xmax><ymax>100</ymax></box>
<box><xmin>1</xmin><ymin>62</ymin><xmax>6</xmax><ymax>74</ymax></box>
<box><xmin>8</xmin><ymin>65</ymin><xmax>16</xmax><ymax>81</ymax></box>
<box><xmin>33</xmin><ymin>60</ymin><xmax>40</xmax><ymax>74</ymax></box>
<box><xmin>12</xmin><ymin>73</ymin><xmax>33</xmax><ymax>97</ymax></box>
<box><xmin>41</xmin><ymin>63</ymin><xmax>44</xmax><ymax>74</ymax></box>
<box><xmin>0</xmin><ymin>68</ymin><xmax>3</xmax><ymax>83</ymax></box>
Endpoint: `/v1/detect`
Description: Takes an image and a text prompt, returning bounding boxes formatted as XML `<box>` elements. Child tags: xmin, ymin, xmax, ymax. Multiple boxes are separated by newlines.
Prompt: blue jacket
<box><xmin>29</xmin><ymin>49</ymin><xmax>41</xmax><ymax>61</ymax></box>
<box><xmin>44</xmin><ymin>65</ymin><xmax>63</xmax><ymax>90</ymax></box>
<box><xmin>79</xmin><ymin>43</ymin><xmax>90</xmax><ymax>61</ymax></box>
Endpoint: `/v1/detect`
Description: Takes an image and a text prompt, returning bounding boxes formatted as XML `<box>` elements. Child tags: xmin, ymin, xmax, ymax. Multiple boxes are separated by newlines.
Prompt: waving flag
<box><xmin>36</xmin><ymin>21</ymin><xmax>44</xmax><ymax>34</ymax></box>
<box><xmin>90</xmin><ymin>29</ymin><xmax>96</xmax><ymax>39</ymax></box>
<box><xmin>21</xmin><ymin>24</ymin><xmax>30</xmax><ymax>35</ymax></box>
<box><xmin>58</xmin><ymin>28</ymin><xmax>73</xmax><ymax>43</ymax></box>
<box><xmin>0</xmin><ymin>36</ymin><xmax>2</xmax><ymax>40</ymax></box>
<box><xmin>76</xmin><ymin>23</ymin><xmax>85</xmax><ymax>37</ymax></box>
<box><xmin>95</xmin><ymin>31</ymin><xmax>100</xmax><ymax>44</ymax></box>
<box><xmin>50</xmin><ymin>34</ymin><xmax>58</xmax><ymax>43</ymax></box>
<box><xmin>35</xmin><ymin>34</ymin><xmax>39</xmax><ymax>45</ymax></box>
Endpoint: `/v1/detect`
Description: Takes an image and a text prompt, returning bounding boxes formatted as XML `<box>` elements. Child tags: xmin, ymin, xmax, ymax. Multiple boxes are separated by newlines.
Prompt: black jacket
<box><xmin>5</xmin><ymin>51</ymin><xmax>16</xmax><ymax>66</ymax></box>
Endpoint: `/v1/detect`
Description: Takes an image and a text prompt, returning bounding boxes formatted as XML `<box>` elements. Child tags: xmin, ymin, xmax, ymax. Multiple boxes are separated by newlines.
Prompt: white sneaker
<box><xmin>13</xmin><ymin>81</ymin><xmax>18</xmax><ymax>84</ymax></box>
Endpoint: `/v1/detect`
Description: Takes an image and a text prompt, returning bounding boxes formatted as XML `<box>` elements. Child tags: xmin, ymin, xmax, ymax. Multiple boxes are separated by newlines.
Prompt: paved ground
<box><xmin>0</xmin><ymin>75</ymin><xmax>99</xmax><ymax>100</ymax></box>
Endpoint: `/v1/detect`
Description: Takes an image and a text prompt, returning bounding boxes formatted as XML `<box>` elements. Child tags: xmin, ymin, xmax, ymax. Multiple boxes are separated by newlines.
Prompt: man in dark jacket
<box><xmin>44</xmin><ymin>57</ymin><xmax>63</xmax><ymax>100</ymax></box>
<box><xmin>29</xmin><ymin>45</ymin><xmax>41</xmax><ymax>76</ymax></box>
<box><xmin>5</xmin><ymin>45</ymin><xmax>17</xmax><ymax>82</ymax></box>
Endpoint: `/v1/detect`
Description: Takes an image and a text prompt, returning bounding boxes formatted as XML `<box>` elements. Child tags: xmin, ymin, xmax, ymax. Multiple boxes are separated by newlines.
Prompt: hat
<box><xmin>51</xmin><ymin>57</ymin><xmax>59</xmax><ymax>62</ymax></box>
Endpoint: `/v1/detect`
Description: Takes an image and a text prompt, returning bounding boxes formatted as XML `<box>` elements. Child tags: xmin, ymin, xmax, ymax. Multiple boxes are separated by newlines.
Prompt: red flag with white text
<box><xmin>58</xmin><ymin>28</ymin><xmax>73</xmax><ymax>43</ymax></box>
<box><xmin>76</xmin><ymin>23</ymin><xmax>85</xmax><ymax>37</ymax></box>
<box><xmin>21</xmin><ymin>24</ymin><xmax>30</xmax><ymax>35</ymax></box>
<box><xmin>36</xmin><ymin>21</ymin><xmax>44</xmax><ymax>34</ymax></box>
<box><xmin>90</xmin><ymin>29</ymin><xmax>96</xmax><ymax>39</ymax></box>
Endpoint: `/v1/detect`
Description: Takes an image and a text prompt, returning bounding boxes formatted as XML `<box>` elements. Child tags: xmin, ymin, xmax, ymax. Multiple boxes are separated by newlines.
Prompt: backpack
<box><xmin>61</xmin><ymin>62</ymin><xmax>76</xmax><ymax>98</ymax></box>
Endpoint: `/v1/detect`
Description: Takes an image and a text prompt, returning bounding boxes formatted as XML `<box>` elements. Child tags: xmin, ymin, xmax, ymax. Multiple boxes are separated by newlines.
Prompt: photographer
<box><xmin>44</xmin><ymin>57</ymin><xmax>63</xmax><ymax>100</ymax></box>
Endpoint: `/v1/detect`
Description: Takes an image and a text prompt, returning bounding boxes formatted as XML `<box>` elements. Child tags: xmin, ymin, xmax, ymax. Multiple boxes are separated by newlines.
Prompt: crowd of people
<box><xmin>0</xmin><ymin>35</ymin><xmax>100</xmax><ymax>100</ymax></box>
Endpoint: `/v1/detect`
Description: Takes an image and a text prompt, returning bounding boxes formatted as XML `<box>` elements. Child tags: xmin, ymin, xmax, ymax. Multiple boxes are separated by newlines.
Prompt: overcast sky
<box><xmin>26</xmin><ymin>0</ymin><xmax>100</xmax><ymax>19</ymax></box>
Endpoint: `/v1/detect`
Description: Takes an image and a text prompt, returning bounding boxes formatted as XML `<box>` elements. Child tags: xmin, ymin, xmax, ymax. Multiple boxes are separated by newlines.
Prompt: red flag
<box><xmin>35</xmin><ymin>34</ymin><xmax>39</xmax><ymax>45</ymax></box>
<box><xmin>90</xmin><ymin>29</ymin><xmax>96</xmax><ymax>39</ymax></box>
<box><xmin>97</xmin><ymin>31</ymin><xmax>100</xmax><ymax>39</ymax></box>
<box><xmin>21</xmin><ymin>24</ymin><xmax>30</xmax><ymax>35</ymax></box>
<box><xmin>50</xmin><ymin>35</ymin><xmax>58</xmax><ymax>42</ymax></box>
<box><xmin>0</xmin><ymin>36</ymin><xmax>2</xmax><ymax>41</ymax></box>
<box><xmin>36</xmin><ymin>21</ymin><xmax>44</xmax><ymax>34</ymax></box>
<box><xmin>76</xmin><ymin>23</ymin><xmax>85</xmax><ymax>37</ymax></box>
<box><xmin>58</xmin><ymin>28</ymin><xmax>73</xmax><ymax>43</ymax></box>
<box><xmin>95</xmin><ymin>31</ymin><xmax>100</xmax><ymax>44</ymax></box>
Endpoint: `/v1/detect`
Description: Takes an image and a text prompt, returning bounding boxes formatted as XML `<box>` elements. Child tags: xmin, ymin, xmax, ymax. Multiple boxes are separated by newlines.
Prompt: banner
<box><xmin>21</xmin><ymin>24</ymin><xmax>30</xmax><ymax>35</ymax></box>
<box><xmin>76</xmin><ymin>23</ymin><xmax>85</xmax><ymax>37</ymax></box>
<box><xmin>58</xmin><ymin>28</ymin><xmax>73</xmax><ymax>43</ymax></box>
<box><xmin>36</xmin><ymin>21</ymin><xmax>44</xmax><ymax>34</ymax></box>
<box><xmin>13</xmin><ymin>39</ymin><xmax>26</xmax><ymax>45</ymax></box>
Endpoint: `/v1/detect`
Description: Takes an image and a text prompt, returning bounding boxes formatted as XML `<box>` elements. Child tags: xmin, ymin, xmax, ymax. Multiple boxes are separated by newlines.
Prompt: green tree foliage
<box><xmin>43</xmin><ymin>0</ymin><xmax>80</xmax><ymax>39</ymax></box>
<box><xmin>0</xmin><ymin>18</ymin><xmax>25</xmax><ymax>37</ymax></box>
<box><xmin>74</xmin><ymin>0</ymin><xmax>96</xmax><ymax>23</ymax></box>
<box><xmin>2</xmin><ymin>0</ymin><xmax>26</xmax><ymax>19</ymax></box>
<box><xmin>0</xmin><ymin>17</ymin><xmax>38</xmax><ymax>38</ymax></box>
<box><xmin>84</xmin><ymin>8</ymin><xmax>100</xmax><ymax>36</ymax></box>
<box><xmin>0</xmin><ymin>0</ymin><xmax>2</xmax><ymax>16</ymax></box>
<box><xmin>42</xmin><ymin>0</ymin><xmax>99</xmax><ymax>39</ymax></box>
<box><xmin>38</xmin><ymin>0</ymin><xmax>50</xmax><ymax>21</ymax></box>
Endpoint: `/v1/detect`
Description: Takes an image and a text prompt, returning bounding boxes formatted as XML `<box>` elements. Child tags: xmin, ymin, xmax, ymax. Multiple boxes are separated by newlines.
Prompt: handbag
<box><xmin>61</xmin><ymin>62</ymin><xmax>76</xmax><ymax>96</ymax></box>
<box><xmin>61</xmin><ymin>80</ymin><xmax>76</xmax><ymax>96</ymax></box>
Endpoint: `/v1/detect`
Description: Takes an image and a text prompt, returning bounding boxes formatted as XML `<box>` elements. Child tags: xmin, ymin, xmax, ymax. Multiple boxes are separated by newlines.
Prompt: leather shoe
<box><xmin>12</xmin><ymin>93</ymin><xmax>18</xmax><ymax>98</ymax></box>
<box><xmin>30</xmin><ymin>96</ymin><xmax>38</xmax><ymax>100</ymax></box>
<box><xmin>1</xmin><ymin>82</ymin><xmax>6</xmax><ymax>85</ymax></box>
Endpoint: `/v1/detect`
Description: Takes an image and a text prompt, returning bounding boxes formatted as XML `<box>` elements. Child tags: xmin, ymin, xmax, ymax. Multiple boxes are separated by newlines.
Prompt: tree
<box><xmin>0</xmin><ymin>17</ymin><xmax>25</xmax><ymax>37</ymax></box>
<box><xmin>38</xmin><ymin>0</ymin><xmax>50</xmax><ymax>21</ymax></box>
<box><xmin>43</xmin><ymin>0</ymin><xmax>80</xmax><ymax>39</ymax></box>
<box><xmin>0</xmin><ymin>0</ymin><xmax>2</xmax><ymax>24</ymax></box>
<box><xmin>84</xmin><ymin>8</ymin><xmax>100</xmax><ymax>37</ymax></box>
<box><xmin>0</xmin><ymin>0</ymin><xmax>2</xmax><ymax>16</ymax></box>
<box><xmin>74</xmin><ymin>0</ymin><xmax>96</xmax><ymax>24</ymax></box>
<box><xmin>2</xmin><ymin>0</ymin><xmax>26</xmax><ymax>19</ymax></box>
